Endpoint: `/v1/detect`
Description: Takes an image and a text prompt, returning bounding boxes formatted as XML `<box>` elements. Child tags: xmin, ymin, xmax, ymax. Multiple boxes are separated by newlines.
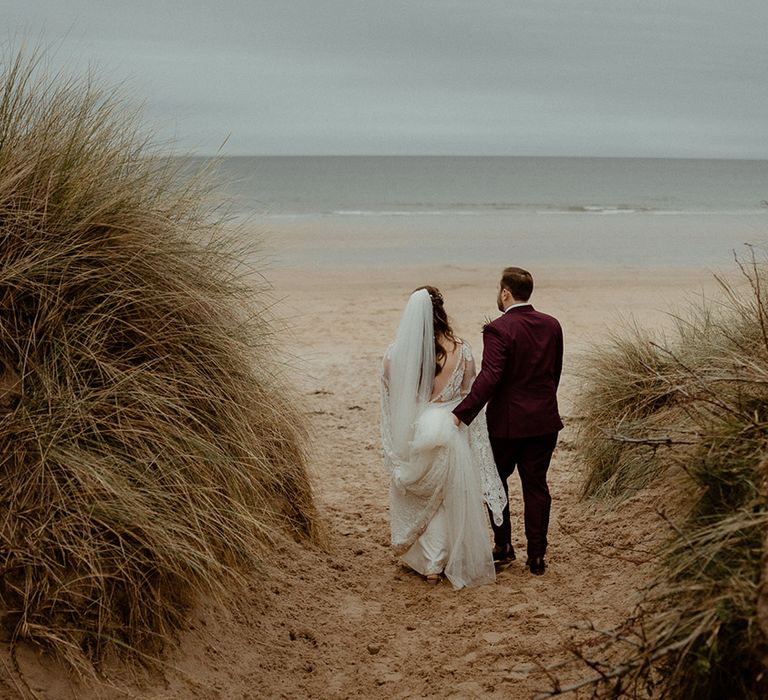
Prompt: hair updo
<box><xmin>413</xmin><ymin>285</ymin><xmax>457</xmax><ymax>376</ymax></box>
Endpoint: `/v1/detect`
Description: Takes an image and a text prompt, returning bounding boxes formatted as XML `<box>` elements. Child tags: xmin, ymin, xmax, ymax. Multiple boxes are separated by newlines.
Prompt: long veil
<box><xmin>384</xmin><ymin>288</ymin><xmax>435</xmax><ymax>467</ymax></box>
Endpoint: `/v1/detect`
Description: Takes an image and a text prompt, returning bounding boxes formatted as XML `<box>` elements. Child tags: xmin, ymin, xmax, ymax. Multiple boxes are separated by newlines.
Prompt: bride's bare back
<box><xmin>430</xmin><ymin>336</ymin><xmax>476</xmax><ymax>402</ymax></box>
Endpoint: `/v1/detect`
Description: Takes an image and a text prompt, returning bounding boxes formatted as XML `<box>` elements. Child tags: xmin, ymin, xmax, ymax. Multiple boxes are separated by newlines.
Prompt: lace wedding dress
<box><xmin>380</xmin><ymin>290</ymin><xmax>506</xmax><ymax>589</ymax></box>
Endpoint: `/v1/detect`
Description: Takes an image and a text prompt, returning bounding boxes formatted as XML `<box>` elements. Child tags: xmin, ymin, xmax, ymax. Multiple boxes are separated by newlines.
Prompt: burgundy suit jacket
<box><xmin>453</xmin><ymin>305</ymin><xmax>563</xmax><ymax>438</ymax></box>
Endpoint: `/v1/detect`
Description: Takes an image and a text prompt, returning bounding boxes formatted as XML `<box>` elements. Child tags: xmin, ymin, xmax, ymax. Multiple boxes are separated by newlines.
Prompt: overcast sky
<box><xmin>6</xmin><ymin>1</ymin><xmax>768</xmax><ymax>157</ymax></box>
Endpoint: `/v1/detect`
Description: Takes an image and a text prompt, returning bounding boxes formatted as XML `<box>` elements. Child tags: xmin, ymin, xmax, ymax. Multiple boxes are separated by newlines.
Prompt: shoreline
<box><xmin>233</xmin><ymin>210</ymin><xmax>768</xmax><ymax>269</ymax></box>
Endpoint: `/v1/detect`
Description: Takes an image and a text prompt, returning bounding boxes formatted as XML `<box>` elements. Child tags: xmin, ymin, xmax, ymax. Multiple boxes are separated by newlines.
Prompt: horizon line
<box><xmin>173</xmin><ymin>153</ymin><xmax>768</xmax><ymax>162</ymax></box>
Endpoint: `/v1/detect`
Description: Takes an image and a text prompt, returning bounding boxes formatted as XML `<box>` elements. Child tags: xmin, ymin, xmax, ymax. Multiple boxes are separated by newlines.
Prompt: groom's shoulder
<box><xmin>532</xmin><ymin>309</ymin><xmax>563</xmax><ymax>338</ymax></box>
<box><xmin>532</xmin><ymin>307</ymin><xmax>561</xmax><ymax>324</ymax></box>
<box><xmin>527</xmin><ymin>307</ymin><xmax>562</xmax><ymax>329</ymax></box>
<box><xmin>507</xmin><ymin>307</ymin><xmax>562</xmax><ymax>333</ymax></box>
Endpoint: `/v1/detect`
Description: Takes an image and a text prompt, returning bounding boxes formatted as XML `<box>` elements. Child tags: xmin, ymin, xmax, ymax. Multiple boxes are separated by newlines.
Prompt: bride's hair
<box><xmin>413</xmin><ymin>285</ymin><xmax>457</xmax><ymax>376</ymax></box>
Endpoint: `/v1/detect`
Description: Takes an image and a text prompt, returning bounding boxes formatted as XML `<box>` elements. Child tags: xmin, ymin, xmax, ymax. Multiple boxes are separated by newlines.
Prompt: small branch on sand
<box><xmin>533</xmin><ymin>635</ymin><xmax>692</xmax><ymax>699</ymax></box>
<box><xmin>597</xmin><ymin>427</ymin><xmax>696</xmax><ymax>447</ymax></box>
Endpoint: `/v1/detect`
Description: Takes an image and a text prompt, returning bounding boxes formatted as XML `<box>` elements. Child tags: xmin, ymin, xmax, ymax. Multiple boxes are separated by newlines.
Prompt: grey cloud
<box><xmin>5</xmin><ymin>0</ymin><xmax>768</xmax><ymax>156</ymax></box>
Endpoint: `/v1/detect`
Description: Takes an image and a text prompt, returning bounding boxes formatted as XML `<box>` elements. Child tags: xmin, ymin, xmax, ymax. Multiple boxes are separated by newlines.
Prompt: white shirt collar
<box><xmin>504</xmin><ymin>302</ymin><xmax>531</xmax><ymax>312</ymax></box>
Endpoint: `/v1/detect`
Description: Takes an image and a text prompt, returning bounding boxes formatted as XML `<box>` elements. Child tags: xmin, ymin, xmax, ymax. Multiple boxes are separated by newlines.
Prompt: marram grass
<box><xmin>567</xmin><ymin>253</ymin><xmax>768</xmax><ymax>698</ymax></box>
<box><xmin>0</xmin><ymin>53</ymin><xmax>317</xmax><ymax>674</ymax></box>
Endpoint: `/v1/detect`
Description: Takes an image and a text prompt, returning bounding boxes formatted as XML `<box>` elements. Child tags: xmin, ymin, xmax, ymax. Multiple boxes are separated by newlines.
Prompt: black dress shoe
<box><xmin>492</xmin><ymin>544</ymin><xmax>516</xmax><ymax>563</ymax></box>
<box><xmin>528</xmin><ymin>556</ymin><xmax>545</xmax><ymax>575</ymax></box>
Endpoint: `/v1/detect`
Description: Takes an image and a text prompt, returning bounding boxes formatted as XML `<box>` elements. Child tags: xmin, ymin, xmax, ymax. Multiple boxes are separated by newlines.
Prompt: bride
<box><xmin>380</xmin><ymin>286</ymin><xmax>506</xmax><ymax>589</ymax></box>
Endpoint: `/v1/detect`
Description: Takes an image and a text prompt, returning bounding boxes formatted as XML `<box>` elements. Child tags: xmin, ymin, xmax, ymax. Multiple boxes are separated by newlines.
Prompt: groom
<box><xmin>452</xmin><ymin>267</ymin><xmax>563</xmax><ymax>576</ymax></box>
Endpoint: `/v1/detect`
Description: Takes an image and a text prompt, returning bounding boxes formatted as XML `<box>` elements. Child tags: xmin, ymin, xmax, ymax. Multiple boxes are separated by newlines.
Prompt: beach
<box><xmin>168</xmin><ymin>255</ymin><xmax>723</xmax><ymax>698</ymax></box>
<box><xmin>6</xmin><ymin>191</ymin><xmax>763</xmax><ymax>699</ymax></box>
<box><xmin>10</xmin><ymin>216</ymin><xmax>737</xmax><ymax>698</ymax></box>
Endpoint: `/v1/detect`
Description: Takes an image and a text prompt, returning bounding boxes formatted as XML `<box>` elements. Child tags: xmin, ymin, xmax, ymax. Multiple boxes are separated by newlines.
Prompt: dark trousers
<box><xmin>488</xmin><ymin>432</ymin><xmax>558</xmax><ymax>559</ymax></box>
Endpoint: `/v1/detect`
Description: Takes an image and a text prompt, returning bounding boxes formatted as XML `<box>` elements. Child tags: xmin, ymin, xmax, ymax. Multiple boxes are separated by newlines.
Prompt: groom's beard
<box><xmin>497</xmin><ymin>291</ymin><xmax>504</xmax><ymax>312</ymax></box>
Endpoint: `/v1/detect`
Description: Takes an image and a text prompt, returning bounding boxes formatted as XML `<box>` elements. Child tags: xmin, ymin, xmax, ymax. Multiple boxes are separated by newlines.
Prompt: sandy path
<box><xmin>216</xmin><ymin>264</ymin><xmax>716</xmax><ymax>699</ymax></box>
<box><xmin>4</xmin><ymin>263</ymin><xmax>724</xmax><ymax>699</ymax></box>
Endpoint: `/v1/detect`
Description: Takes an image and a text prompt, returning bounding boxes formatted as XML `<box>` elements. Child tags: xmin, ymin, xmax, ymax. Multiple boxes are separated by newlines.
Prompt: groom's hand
<box><xmin>452</xmin><ymin>414</ymin><xmax>461</xmax><ymax>427</ymax></box>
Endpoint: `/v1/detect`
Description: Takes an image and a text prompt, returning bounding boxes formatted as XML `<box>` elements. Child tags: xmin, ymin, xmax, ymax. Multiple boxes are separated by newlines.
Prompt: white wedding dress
<box><xmin>380</xmin><ymin>290</ymin><xmax>506</xmax><ymax>590</ymax></box>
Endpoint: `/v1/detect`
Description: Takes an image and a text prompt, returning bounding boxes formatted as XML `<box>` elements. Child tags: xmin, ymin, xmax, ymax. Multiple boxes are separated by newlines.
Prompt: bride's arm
<box><xmin>459</xmin><ymin>343</ymin><xmax>476</xmax><ymax>398</ymax></box>
<box><xmin>453</xmin><ymin>324</ymin><xmax>506</xmax><ymax>426</ymax></box>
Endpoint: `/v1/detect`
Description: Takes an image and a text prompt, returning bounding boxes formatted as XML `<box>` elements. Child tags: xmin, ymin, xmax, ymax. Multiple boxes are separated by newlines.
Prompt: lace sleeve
<box><xmin>460</xmin><ymin>343</ymin><xmax>506</xmax><ymax>524</ymax></box>
<box><xmin>460</xmin><ymin>342</ymin><xmax>476</xmax><ymax>398</ymax></box>
<box><xmin>468</xmin><ymin>414</ymin><xmax>507</xmax><ymax>526</ymax></box>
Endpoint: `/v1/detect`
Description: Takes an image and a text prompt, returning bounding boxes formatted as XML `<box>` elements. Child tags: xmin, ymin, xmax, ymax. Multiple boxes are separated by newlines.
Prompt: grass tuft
<box><xmin>563</xmin><ymin>247</ymin><xmax>768</xmax><ymax>698</ymax></box>
<box><xmin>0</xmin><ymin>51</ymin><xmax>318</xmax><ymax>674</ymax></box>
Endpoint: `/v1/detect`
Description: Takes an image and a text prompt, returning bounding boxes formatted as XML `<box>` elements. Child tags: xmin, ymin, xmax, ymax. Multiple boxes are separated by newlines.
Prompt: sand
<box><xmin>1</xmin><ymin>260</ymin><xmax>728</xmax><ymax>699</ymax></box>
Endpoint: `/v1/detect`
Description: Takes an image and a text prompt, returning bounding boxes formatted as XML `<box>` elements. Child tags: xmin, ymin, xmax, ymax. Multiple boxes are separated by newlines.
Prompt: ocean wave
<box><xmin>330</xmin><ymin>209</ymin><xmax>483</xmax><ymax>217</ymax></box>
<box><xmin>245</xmin><ymin>204</ymin><xmax>768</xmax><ymax>219</ymax></box>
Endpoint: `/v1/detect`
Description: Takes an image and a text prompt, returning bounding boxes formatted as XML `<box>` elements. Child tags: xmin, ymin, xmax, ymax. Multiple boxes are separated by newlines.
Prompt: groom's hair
<box><xmin>501</xmin><ymin>267</ymin><xmax>533</xmax><ymax>301</ymax></box>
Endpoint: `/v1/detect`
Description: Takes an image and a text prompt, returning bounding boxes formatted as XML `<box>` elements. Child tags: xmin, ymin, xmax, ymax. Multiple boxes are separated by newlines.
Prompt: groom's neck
<box><xmin>504</xmin><ymin>299</ymin><xmax>530</xmax><ymax>312</ymax></box>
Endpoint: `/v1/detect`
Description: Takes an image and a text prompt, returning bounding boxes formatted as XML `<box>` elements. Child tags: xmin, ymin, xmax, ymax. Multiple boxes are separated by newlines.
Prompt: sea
<box><xmin>187</xmin><ymin>156</ymin><xmax>768</xmax><ymax>267</ymax></box>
